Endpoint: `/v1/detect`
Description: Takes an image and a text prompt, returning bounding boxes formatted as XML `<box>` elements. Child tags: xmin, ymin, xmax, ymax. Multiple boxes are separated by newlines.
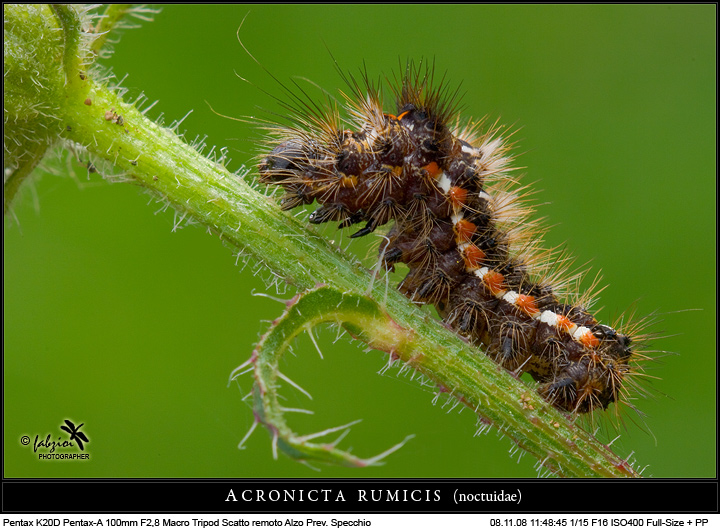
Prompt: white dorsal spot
<box><xmin>437</xmin><ymin>172</ymin><xmax>452</xmax><ymax>193</ymax></box>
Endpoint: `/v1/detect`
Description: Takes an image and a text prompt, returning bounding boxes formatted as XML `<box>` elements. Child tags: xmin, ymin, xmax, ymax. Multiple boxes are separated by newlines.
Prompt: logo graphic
<box><xmin>60</xmin><ymin>419</ymin><xmax>89</xmax><ymax>450</ymax></box>
<box><xmin>20</xmin><ymin>419</ymin><xmax>91</xmax><ymax>460</ymax></box>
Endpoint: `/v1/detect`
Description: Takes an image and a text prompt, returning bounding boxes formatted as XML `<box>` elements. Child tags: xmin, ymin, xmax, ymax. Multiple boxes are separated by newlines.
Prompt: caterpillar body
<box><xmin>257</xmin><ymin>63</ymin><xmax>642</xmax><ymax>415</ymax></box>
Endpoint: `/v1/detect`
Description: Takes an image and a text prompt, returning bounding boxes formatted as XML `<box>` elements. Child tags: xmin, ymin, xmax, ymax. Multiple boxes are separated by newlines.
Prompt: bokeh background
<box><xmin>4</xmin><ymin>4</ymin><xmax>716</xmax><ymax>478</ymax></box>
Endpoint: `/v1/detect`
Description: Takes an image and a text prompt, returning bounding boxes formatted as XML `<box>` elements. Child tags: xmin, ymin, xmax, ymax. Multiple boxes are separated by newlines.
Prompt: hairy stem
<box><xmin>3</xmin><ymin>140</ymin><xmax>48</xmax><ymax>216</ymax></box>
<box><xmin>50</xmin><ymin>4</ymin><xmax>85</xmax><ymax>82</ymax></box>
<box><xmin>89</xmin><ymin>4</ymin><xmax>133</xmax><ymax>57</ymax></box>
<box><xmin>243</xmin><ymin>285</ymin><xmax>637</xmax><ymax>476</ymax></box>
<box><xmin>241</xmin><ymin>286</ymin><xmax>417</xmax><ymax>467</ymax></box>
<box><xmin>54</xmin><ymin>78</ymin><xmax>639</xmax><ymax>475</ymax></box>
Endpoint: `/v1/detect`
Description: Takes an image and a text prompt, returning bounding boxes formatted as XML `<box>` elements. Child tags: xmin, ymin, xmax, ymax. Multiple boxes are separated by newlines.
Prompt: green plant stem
<box><xmin>50</xmin><ymin>72</ymin><xmax>639</xmax><ymax>477</ymax></box>
<box><xmin>3</xmin><ymin>140</ymin><xmax>48</xmax><ymax>216</ymax></box>
<box><xmin>89</xmin><ymin>4</ymin><xmax>132</xmax><ymax>57</ymax></box>
<box><xmin>50</xmin><ymin>4</ymin><xmax>85</xmax><ymax>82</ymax></box>
<box><xmin>246</xmin><ymin>286</ymin><xmax>418</xmax><ymax>467</ymax></box>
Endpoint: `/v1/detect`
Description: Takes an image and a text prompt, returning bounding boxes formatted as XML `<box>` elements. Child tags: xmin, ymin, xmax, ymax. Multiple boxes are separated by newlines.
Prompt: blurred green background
<box><xmin>4</xmin><ymin>4</ymin><xmax>716</xmax><ymax>478</ymax></box>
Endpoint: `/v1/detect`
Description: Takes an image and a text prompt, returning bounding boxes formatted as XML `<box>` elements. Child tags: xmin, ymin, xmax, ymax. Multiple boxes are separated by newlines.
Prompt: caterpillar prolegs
<box><xmin>258</xmin><ymin>63</ymin><xmax>642</xmax><ymax>415</ymax></box>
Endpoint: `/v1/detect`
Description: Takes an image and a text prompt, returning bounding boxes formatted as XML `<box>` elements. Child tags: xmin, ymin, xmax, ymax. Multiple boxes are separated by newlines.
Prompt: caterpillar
<box><xmin>256</xmin><ymin>61</ymin><xmax>645</xmax><ymax>415</ymax></box>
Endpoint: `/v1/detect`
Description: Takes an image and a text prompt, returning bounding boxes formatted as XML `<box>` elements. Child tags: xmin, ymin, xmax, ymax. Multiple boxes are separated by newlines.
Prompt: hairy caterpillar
<box><xmin>257</xmin><ymin>61</ymin><xmax>648</xmax><ymax>415</ymax></box>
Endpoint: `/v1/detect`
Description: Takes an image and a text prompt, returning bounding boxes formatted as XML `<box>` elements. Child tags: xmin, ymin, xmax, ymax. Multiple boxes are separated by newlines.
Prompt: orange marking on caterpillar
<box><xmin>483</xmin><ymin>270</ymin><xmax>505</xmax><ymax>295</ymax></box>
<box><xmin>463</xmin><ymin>244</ymin><xmax>486</xmax><ymax>269</ymax></box>
<box><xmin>581</xmin><ymin>332</ymin><xmax>600</xmax><ymax>349</ymax></box>
<box><xmin>423</xmin><ymin>161</ymin><xmax>441</xmax><ymax>179</ymax></box>
<box><xmin>449</xmin><ymin>186</ymin><xmax>468</xmax><ymax>207</ymax></box>
<box><xmin>516</xmin><ymin>294</ymin><xmax>539</xmax><ymax>317</ymax></box>
<box><xmin>556</xmin><ymin>315</ymin><xmax>574</xmax><ymax>332</ymax></box>
<box><xmin>455</xmin><ymin>219</ymin><xmax>477</xmax><ymax>242</ymax></box>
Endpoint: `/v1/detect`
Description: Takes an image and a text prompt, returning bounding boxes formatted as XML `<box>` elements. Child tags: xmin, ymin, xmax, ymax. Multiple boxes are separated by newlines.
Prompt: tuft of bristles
<box><xmin>256</xmin><ymin>60</ymin><xmax>653</xmax><ymax>417</ymax></box>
